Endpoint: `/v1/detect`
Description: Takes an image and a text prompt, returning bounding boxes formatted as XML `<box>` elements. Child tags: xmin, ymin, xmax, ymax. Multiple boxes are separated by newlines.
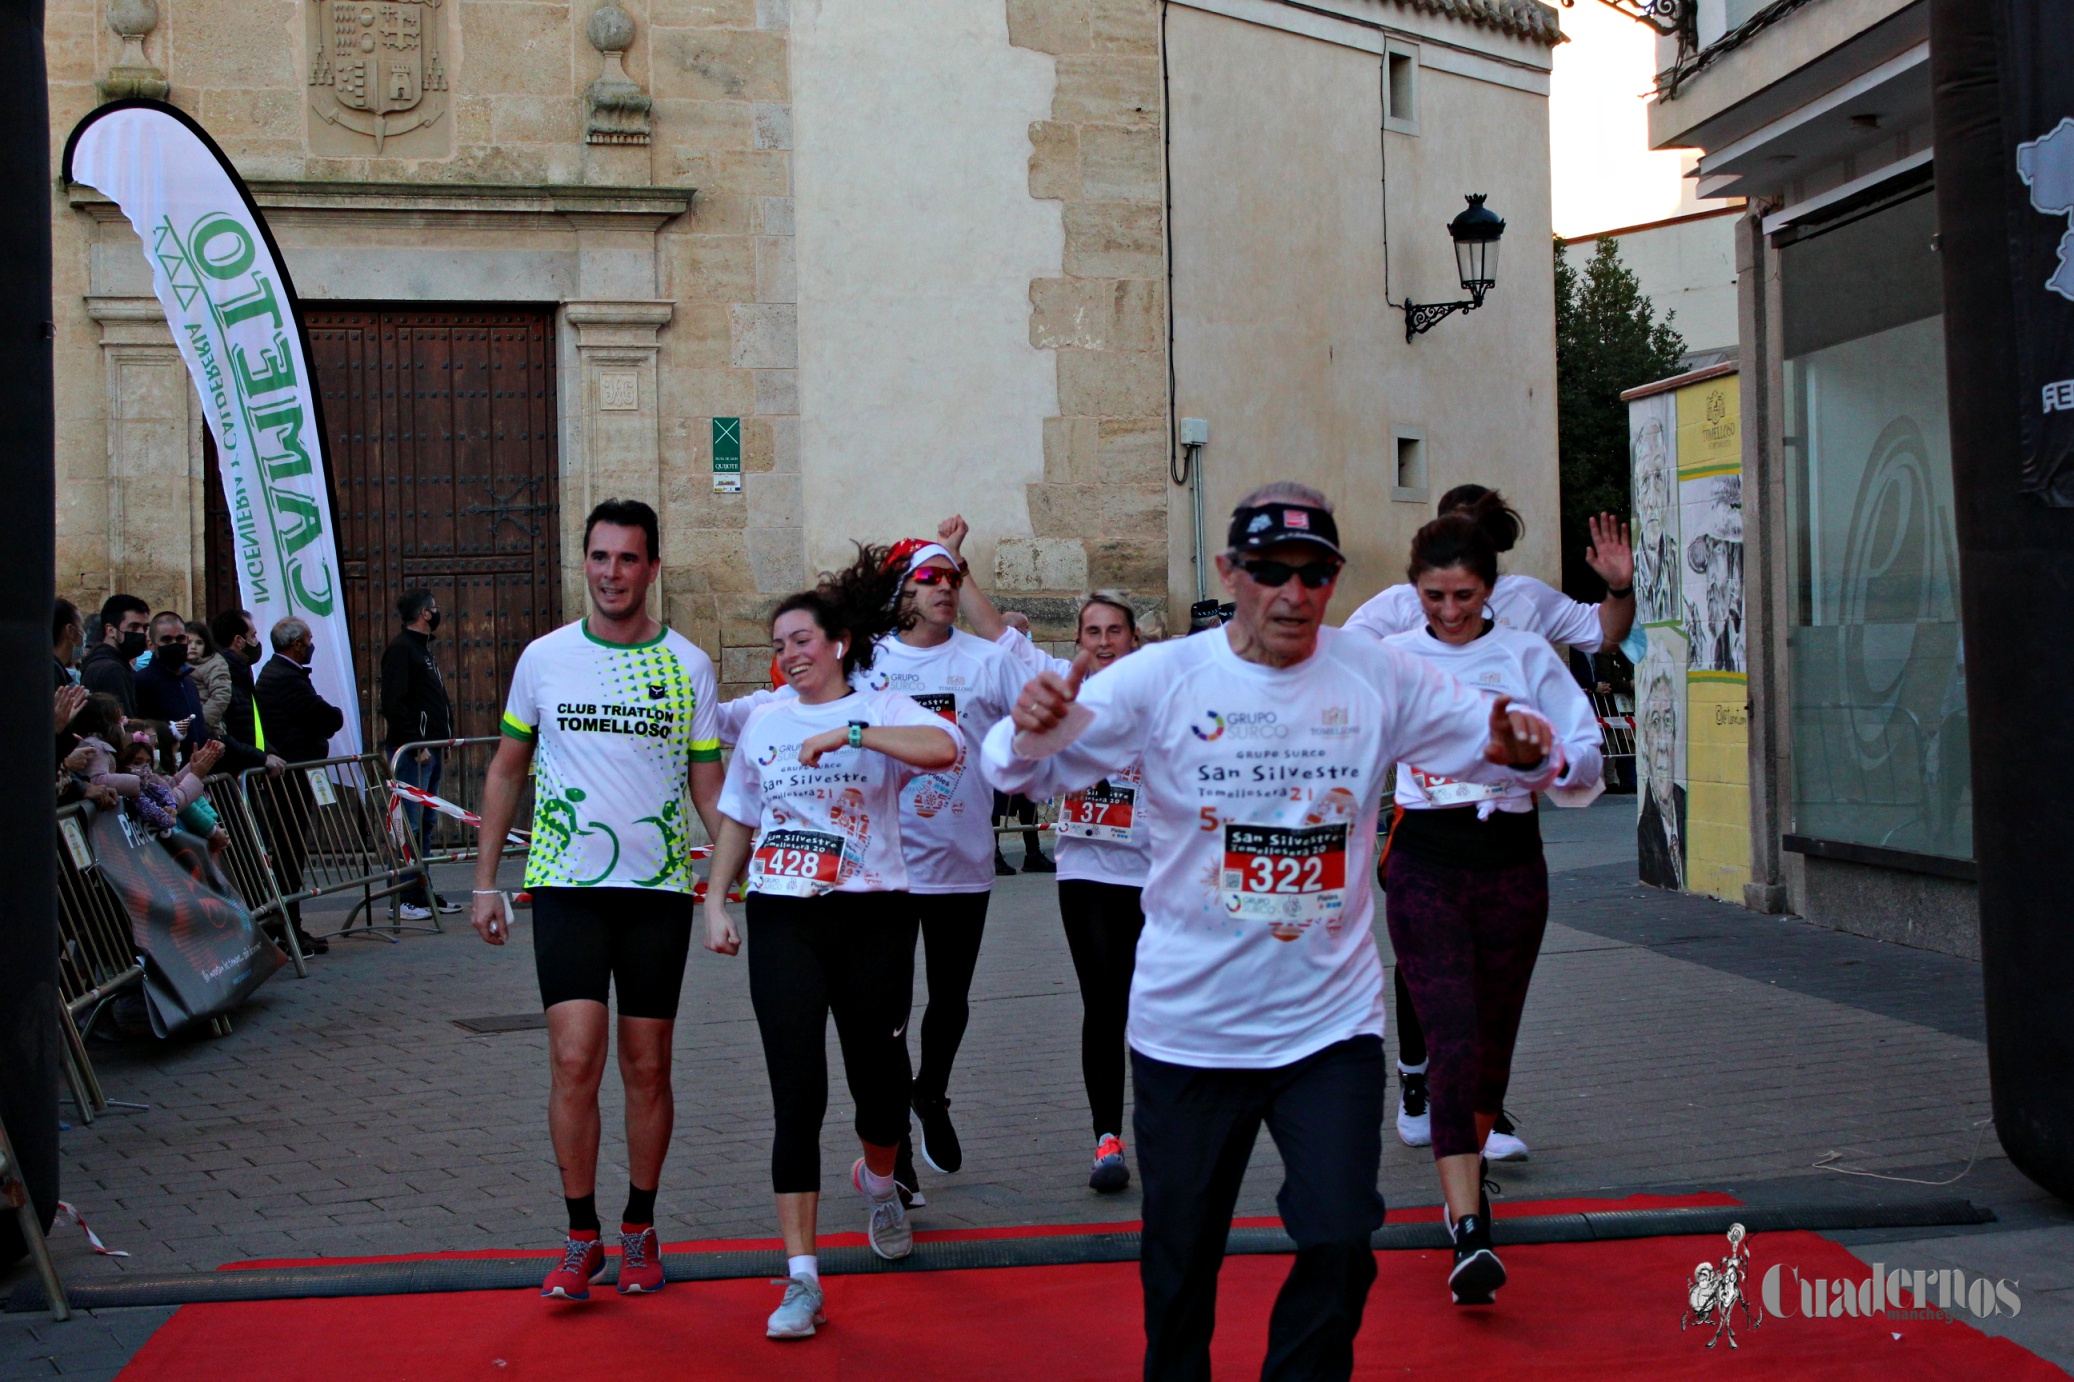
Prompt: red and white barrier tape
<box><xmin>54</xmin><ymin>1201</ymin><xmax>129</xmax><ymax>1257</ymax></box>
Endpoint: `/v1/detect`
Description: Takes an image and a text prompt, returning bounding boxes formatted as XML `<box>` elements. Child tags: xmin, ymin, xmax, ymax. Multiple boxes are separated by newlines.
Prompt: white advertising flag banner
<box><xmin>65</xmin><ymin>101</ymin><xmax>361</xmax><ymax>758</ymax></box>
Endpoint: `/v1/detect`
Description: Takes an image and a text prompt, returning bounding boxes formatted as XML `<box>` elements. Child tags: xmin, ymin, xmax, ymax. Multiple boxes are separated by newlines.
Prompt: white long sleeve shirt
<box><xmin>981</xmin><ymin>625</ymin><xmax>1554</xmax><ymax>1069</ymax></box>
<box><xmin>1384</xmin><ymin>625</ymin><xmax>1602</xmax><ymax>813</ymax></box>
<box><xmin>1342</xmin><ymin>574</ymin><xmax>1603</xmax><ymax>653</ymax></box>
<box><xmin>994</xmin><ymin>628</ymin><xmax>1152</xmax><ymax>889</ymax></box>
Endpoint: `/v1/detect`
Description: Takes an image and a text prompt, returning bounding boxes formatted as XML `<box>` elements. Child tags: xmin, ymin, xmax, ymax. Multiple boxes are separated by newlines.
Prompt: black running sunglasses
<box><xmin>1233</xmin><ymin>557</ymin><xmax>1342</xmax><ymax>589</ymax></box>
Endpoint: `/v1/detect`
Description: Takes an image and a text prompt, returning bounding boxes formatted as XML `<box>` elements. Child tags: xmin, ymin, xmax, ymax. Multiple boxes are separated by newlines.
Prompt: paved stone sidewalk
<box><xmin>4</xmin><ymin>798</ymin><xmax>2067</xmax><ymax>1377</ymax></box>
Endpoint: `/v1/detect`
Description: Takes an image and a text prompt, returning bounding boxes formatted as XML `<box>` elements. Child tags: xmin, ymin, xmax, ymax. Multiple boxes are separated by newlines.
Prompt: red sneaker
<box><xmin>541</xmin><ymin>1233</ymin><xmax>605</xmax><ymax>1300</ymax></box>
<box><xmin>616</xmin><ymin>1225</ymin><xmax>664</xmax><ymax>1294</ymax></box>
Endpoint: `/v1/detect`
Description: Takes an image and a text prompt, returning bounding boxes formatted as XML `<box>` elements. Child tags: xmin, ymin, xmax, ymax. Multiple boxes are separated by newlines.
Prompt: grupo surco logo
<box><xmin>1193</xmin><ymin>710</ymin><xmax>1285</xmax><ymax>742</ymax></box>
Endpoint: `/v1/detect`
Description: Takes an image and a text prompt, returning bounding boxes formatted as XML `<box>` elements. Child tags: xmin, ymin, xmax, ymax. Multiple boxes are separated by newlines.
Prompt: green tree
<box><xmin>1555</xmin><ymin>235</ymin><xmax>1686</xmax><ymax>599</ymax></box>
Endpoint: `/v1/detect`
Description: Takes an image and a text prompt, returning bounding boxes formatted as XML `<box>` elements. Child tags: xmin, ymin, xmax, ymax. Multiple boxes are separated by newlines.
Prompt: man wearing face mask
<box><xmin>80</xmin><ymin>593</ymin><xmax>151</xmax><ymax>714</ymax></box>
<box><xmin>209</xmin><ymin>609</ymin><xmax>285</xmax><ymax>776</ymax></box>
<box><xmin>383</xmin><ymin>588</ymin><xmax>458</xmax><ymax>920</ymax></box>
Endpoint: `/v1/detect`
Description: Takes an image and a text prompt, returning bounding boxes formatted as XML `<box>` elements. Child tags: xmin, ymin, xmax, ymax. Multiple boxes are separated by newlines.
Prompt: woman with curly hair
<box><xmin>702</xmin><ymin>545</ymin><xmax>960</xmax><ymax>1341</ymax></box>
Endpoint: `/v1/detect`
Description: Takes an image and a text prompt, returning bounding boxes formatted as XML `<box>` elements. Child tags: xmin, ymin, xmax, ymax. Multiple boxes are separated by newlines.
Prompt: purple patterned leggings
<box><xmin>1382</xmin><ymin>848</ymin><xmax>1548</xmax><ymax>1159</ymax></box>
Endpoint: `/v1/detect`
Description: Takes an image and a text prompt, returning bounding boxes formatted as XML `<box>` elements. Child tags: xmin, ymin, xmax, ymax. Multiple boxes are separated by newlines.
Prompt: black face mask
<box><xmin>241</xmin><ymin>640</ymin><xmax>262</xmax><ymax>665</ymax></box>
<box><xmin>426</xmin><ymin>610</ymin><xmax>441</xmax><ymax>633</ymax></box>
<box><xmin>118</xmin><ymin>629</ymin><xmax>148</xmax><ymax>658</ymax></box>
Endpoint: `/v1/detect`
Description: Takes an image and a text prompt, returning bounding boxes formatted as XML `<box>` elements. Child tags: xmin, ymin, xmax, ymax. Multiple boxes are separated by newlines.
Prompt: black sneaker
<box><xmin>434</xmin><ymin>894</ymin><xmax>463</xmax><ymax>915</ymax></box>
<box><xmin>1020</xmin><ymin>852</ymin><xmax>1056</xmax><ymax>873</ymax></box>
<box><xmin>912</xmin><ymin>1096</ymin><xmax>962</xmax><ymax>1174</ymax></box>
<box><xmin>893</xmin><ymin>1132</ymin><xmax>926</xmax><ymax>1209</ymax></box>
<box><xmin>994</xmin><ymin>853</ymin><xmax>1016</xmax><ymax>877</ymax></box>
<box><xmin>1448</xmin><ymin>1211</ymin><xmax>1506</xmax><ymax>1305</ymax></box>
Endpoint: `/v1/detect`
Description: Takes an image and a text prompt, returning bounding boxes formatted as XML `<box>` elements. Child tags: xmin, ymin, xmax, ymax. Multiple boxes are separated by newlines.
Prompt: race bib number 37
<box><xmin>751</xmin><ymin>829</ymin><xmax>845</xmax><ymax>898</ymax></box>
<box><xmin>1222</xmin><ymin>822</ymin><xmax>1348</xmax><ymax>940</ymax></box>
<box><xmin>1059</xmin><ymin>779</ymin><xmax>1136</xmax><ymax>842</ymax></box>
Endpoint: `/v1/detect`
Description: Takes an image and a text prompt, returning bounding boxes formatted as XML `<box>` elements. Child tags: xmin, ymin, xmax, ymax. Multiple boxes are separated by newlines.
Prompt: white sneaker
<box><xmin>1483</xmin><ymin>1129</ymin><xmax>1530</xmax><ymax>1162</ymax></box>
<box><xmin>395</xmin><ymin>903</ymin><xmax>433</xmax><ymax>922</ymax></box>
<box><xmin>765</xmin><ymin>1275</ymin><xmax>826</xmax><ymax>1339</ymax></box>
<box><xmin>1395</xmin><ymin>1071</ymin><xmax>1431</xmax><ymax>1148</ymax></box>
<box><xmin>853</xmin><ymin>1158</ymin><xmax>913</xmax><ymax>1261</ymax></box>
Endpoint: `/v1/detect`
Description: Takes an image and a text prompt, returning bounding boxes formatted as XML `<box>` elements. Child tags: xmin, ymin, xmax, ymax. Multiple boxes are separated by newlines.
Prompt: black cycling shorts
<box><xmin>531</xmin><ymin>886</ymin><xmax>696</xmax><ymax>1020</ymax></box>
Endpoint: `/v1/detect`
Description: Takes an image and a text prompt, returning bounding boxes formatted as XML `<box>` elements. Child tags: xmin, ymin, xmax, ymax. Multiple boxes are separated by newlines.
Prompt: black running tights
<box><xmin>1059</xmin><ymin>879</ymin><xmax>1144</xmax><ymax>1137</ymax></box>
<box><xmin>1393</xmin><ymin>965</ymin><xmax>1427</xmax><ymax>1068</ymax></box>
<box><xmin>747</xmin><ymin>891</ymin><xmax>918</xmax><ymax>1193</ymax></box>
<box><xmin>912</xmin><ymin>891</ymin><xmax>992</xmax><ymax>1106</ymax></box>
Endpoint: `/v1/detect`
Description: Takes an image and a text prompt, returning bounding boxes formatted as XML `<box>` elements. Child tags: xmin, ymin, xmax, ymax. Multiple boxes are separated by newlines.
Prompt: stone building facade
<box><xmin>48</xmin><ymin>0</ymin><xmax>1563</xmax><ymax>734</ymax></box>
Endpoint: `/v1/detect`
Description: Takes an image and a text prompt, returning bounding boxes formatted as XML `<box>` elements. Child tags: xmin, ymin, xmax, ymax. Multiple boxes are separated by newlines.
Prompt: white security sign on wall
<box><xmin>64</xmin><ymin>100</ymin><xmax>361</xmax><ymax>759</ymax></box>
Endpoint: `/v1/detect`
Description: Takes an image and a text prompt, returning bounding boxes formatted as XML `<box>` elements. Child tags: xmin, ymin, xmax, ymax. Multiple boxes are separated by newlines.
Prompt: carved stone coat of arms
<box><xmin>308</xmin><ymin>0</ymin><xmax>450</xmax><ymax>156</ymax></box>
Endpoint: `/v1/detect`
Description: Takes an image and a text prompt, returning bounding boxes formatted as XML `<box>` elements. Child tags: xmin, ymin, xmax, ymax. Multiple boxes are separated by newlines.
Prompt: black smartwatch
<box><xmin>1605</xmin><ymin>584</ymin><xmax>1633</xmax><ymax>599</ymax></box>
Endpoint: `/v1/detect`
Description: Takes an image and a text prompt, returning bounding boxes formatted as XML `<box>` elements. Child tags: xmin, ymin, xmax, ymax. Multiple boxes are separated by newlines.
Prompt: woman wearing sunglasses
<box><xmin>713</xmin><ymin>535</ymin><xmax>1026</xmax><ymax>1205</ymax></box>
<box><xmin>937</xmin><ymin>515</ymin><xmax>1152</xmax><ymax>1192</ymax></box>
<box><xmin>1379</xmin><ymin>512</ymin><xmax>1602</xmax><ymax>1306</ymax></box>
<box><xmin>1343</xmin><ymin>484</ymin><xmax>1631</xmax><ymax>1162</ymax></box>
<box><xmin>703</xmin><ymin>546</ymin><xmax>960</xmax><ymax>1339</ymax></box>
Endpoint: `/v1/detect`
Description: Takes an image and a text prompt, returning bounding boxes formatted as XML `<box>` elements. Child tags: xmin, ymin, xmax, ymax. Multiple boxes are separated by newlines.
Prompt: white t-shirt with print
<box><xmin>714</xmin><ymin>630</ymin><xmax>1027</xmax><ymax>894</ymax></box>
<box><xmin>855</xmin><ymin>630</ymin><xmax>1027</xmax><ymax>893</ymax></box>
<box><xmin>1383</xmin><ymin>624</ymin><xmax>1602</xmax><ymax>814</ymax></box>
<box><xmin>981</xmin><ymin>625</ymin><xmax>1556</xmax><ymax>1069</ymax></box>
<box><xmin>717</xmin><ymin>690</ymin><xmax>952</xmax><ymax>897</ymax></box>
<box><xmin>1342</xmin><ymin>573</ymin><xmax>1602</xmax><ymax>652</ymax></box>
<box><xmin>994</xmin><ymin>628</ymin><xmax>1151</xmax><ymax>889</ymax></box>
<box><xmin>501</xmin><ymin>621</ymin><xmax>722</xmax><ymax>893</ymax></box>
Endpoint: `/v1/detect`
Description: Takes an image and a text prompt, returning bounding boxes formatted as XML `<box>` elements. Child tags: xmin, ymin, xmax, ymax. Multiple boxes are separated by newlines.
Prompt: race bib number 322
<box><xmin>751</xmin><ymin>829</ymin><xmax>845</xmax><ymax>898</ymax></box>
<box><xmin>1221</xmin><ymin>822</ymin><xmax>1348</xmax><ymax>939</ymax></box>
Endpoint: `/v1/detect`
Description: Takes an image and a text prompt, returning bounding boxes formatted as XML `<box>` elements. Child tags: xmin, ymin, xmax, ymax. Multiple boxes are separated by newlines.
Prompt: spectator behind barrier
<box><xmin>81</xmin><ymin>593</ymin><xmax>150</xmax><ymax>714</ymax></box>
<box><xmin>54</xmin><ymin>598</ymin><xmax>82</xmax><ymax>691</ymax></box>
<box><xmin>254</xmin><ymin>616</ymin><xmax>344</xmax><ymax>765</ymax></box>
<box><xmin>187</xmin><ymin>619</ymin><xmax>232</xmax><ymax>736</ymax></box>
<box><xmin>135</xmin><ymin>611</ymin><xmax>218</xmax><ymax>743</ymax></box>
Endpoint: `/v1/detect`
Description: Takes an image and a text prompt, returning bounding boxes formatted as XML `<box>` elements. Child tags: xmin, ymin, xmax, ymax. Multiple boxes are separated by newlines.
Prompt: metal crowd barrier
<box><xmin>237</xmin><ymin>753</ymin><xmax>430</xmax><ymax>945</ymax></box>
<box><xmin>1588</xmin><ymin>691</ymin><xmax>1637</xmax><ymax>790</ymax></box>
<box><xmin>198</xmin><ymin>771</ymin><xmax>306</xmax><ymax>977</ymax></box>
<box><xmin>387</xmin><ymin>736</ymin><xmax>533</xmax><ymax>868</ymax></box>
<box><xmin>53</xmin><ymin>804</ymin><xmax>143</xmax><ymax>1124</ymax></box>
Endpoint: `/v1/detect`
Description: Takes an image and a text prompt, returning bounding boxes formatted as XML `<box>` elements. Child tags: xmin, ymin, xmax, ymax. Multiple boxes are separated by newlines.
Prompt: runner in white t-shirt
<box><xmin>700</xmin><ymin>546</ymin><xmax>959</xmax><ymax>1340</ymax></box>
<box><xmin>470</xmin><ymin>500</ymin><xmax>726</xmax><ymax>1304</ymax></box>
<box><xmin>1341</xmin><ymin>485</ymin><xmax>1635</xmax><ymax>652</ymax></box>
<box><xmin>1380</xmin><ymin>512</ymin><xmax>1603</xmax><ymax>1308</ymax></box>
<box><xmin>1341</xmin><ymin>484</ymin><xmax>1633</xmax><ymax>1161</ymax></box>
<box><xmin>983</xmin><ymin>483</ymin><xmax>1558</xmax><ymax>1380</ymax></box>
<box><xmin>710</xmin><ymin>538</ymin><xmax>1025</xmax><ymax>1201</ymax></box>
<box><xmin>941</xmin><ymin>514</ymin><xmax>1153</xmax><ymax>1193</ymax></box>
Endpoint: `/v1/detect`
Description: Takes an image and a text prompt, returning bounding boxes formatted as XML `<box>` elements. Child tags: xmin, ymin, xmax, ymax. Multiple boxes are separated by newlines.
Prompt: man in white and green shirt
<box><xmin>473</xmin><ymin>499</ymin><xmax>725</xmax><ymax>1303</ymax></box>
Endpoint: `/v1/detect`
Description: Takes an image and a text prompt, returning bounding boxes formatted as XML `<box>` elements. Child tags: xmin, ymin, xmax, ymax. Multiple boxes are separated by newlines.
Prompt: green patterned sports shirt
<box><xmin>500</xmin><ymin>621</ymin><xmax>722</xmax><ymax>892</ymax></box>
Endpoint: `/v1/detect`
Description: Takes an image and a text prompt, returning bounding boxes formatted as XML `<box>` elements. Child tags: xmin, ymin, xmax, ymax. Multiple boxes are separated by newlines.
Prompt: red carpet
<box><xmin>116</xmin><ymin>1196</ymin><xmax>2063</xmax><ymax>1380</ymax></box>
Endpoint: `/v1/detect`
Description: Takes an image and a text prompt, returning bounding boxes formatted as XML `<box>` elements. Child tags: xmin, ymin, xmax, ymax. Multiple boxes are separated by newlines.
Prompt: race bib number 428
<box><xmin>1059</xmin><ymin>779</ymin><xmax>1136</xmax><ymax>842</ymax></box>
<box><xmin>751</xmin><ymin>829</ymin><xmax>845</xmax><ymax>898</ymax></box>
<box><xmin>1221</xmin><ymin>822</ymin><xmax>1348</xmax><ymax>939</ymax></box>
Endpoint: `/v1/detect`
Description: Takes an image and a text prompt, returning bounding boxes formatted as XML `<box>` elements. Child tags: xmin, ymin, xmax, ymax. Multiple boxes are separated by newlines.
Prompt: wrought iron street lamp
<box><xmin>1400</xmin><ymin>194</ymin><xmax>1507</xmax><ymax>343</ymax></box>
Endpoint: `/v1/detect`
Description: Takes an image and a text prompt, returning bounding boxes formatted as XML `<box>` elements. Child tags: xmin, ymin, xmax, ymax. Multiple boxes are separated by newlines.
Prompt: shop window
<box><xmin>1781</xmin><ymin>187</ymin><xmax>1970</xmax><ymax>861</ymax></box>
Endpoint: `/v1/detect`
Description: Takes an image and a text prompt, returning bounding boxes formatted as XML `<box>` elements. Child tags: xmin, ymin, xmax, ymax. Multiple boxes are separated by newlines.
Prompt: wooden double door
<box><xmin>206</xmin><ymin>307</ymin><xmax>562</xmax><ymax>752</ymax></box>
